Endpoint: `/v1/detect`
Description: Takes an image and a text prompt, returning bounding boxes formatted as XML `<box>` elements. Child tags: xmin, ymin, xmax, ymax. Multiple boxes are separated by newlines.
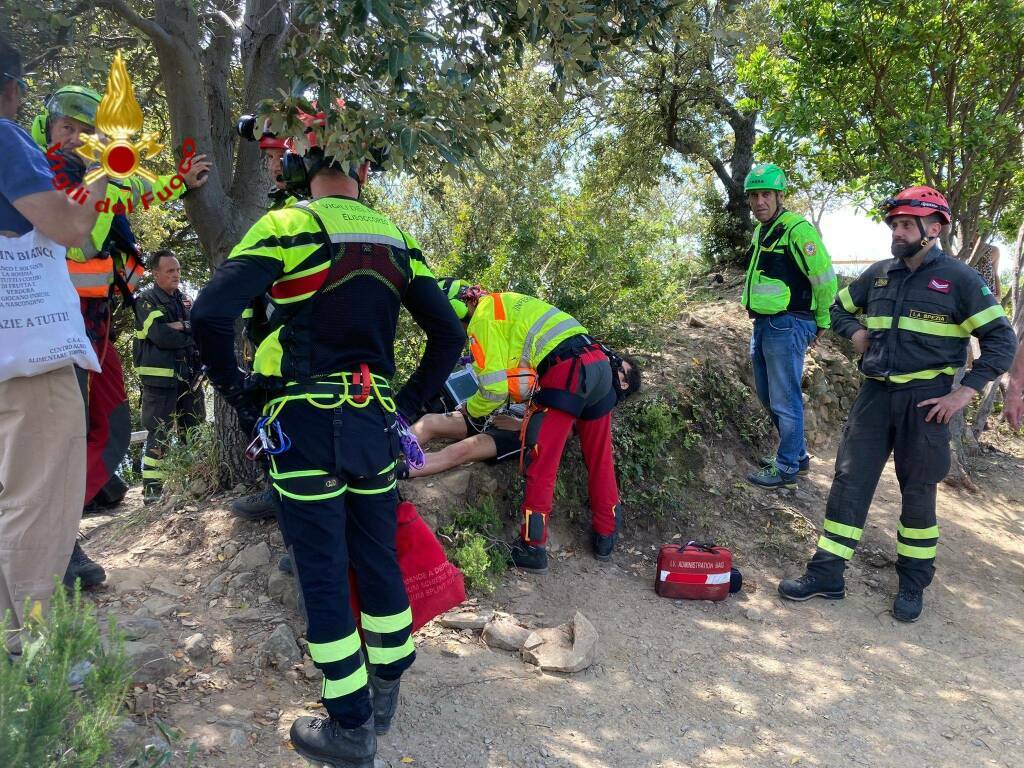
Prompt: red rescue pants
<box><xmin>521</xmin><ymin>348</ymin><xmax>620</xmax><ymax>545</ymax></box>
<box><xmin>79</xmin><ymin>301</ymin><xmax>132</xmax><ymax>504</ymax></box>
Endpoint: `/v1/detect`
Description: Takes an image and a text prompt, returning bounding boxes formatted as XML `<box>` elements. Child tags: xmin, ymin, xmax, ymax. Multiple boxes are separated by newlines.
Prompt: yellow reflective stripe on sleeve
<box><xmin>823</xmin><ymin>519</ymin><xmax>863</xmax><ymax>541</ymax></box>
<box><xmin>136</xmin><ymin>366</ymin><xmax>175</xmax><ymax>377</ymax></box>
<box><xmin>241</xmin><ymin>307</ymin><xmax>254</xmax><ymax>319</ymax></box>
<box><xmin>865</xmin><ymin>316</ymin><xmax>892</xmax><ymax>330</ymax></box>
<box><xmin>322</xmin><ymin>665</ymin><xmax>369</xmax><ymax>700</ymax></box>
<box><xmin>366</xmin><ymin>636</ymin><xmax>415</xmax><ymax>666</ymax></box>
<box><xmin>898</xmin><ymin>317</ymin><xmax>969</xmax><ymax>338</ymax></box>
<box><xmin>897</xmin><ymin>523</ymin><xmax>940</xmax><ymax>539</ymax></box>
<box><xmin>308</xmin><ymin>632</ymin><xmax>362</xmax><ymax>664</ymax></box>
<box><xmin>838</xmin><ymin>286</ymin><xmax>861</xmax><ymax>314</ymax></box>
<box><xmin>361</xmin><ymin>607</ymin><xmax>413</xmax><ymax>634</ymax></box>
<box><xmin>896</xmin><ymin>542</ymin><xmax>937</xmax><ymax>559</ymax></box>
<box><xmin>411</xmin><ymin>258</ymin><xmax>434</xmax><ymax>279</ymax></box>
<box><xmin>136</xmin><ymin>309</ymin><xmax>164</xmax><ymax>339</ymax></box>
<box><xmin>960</xmin><ymin>304</ymin><xmax>1007</xmax><ymax>333</ymax></box>
<box><xmin>817</xmin><ymin>535</ymin><xmax>854</xmax><ymax>560</ymax></box>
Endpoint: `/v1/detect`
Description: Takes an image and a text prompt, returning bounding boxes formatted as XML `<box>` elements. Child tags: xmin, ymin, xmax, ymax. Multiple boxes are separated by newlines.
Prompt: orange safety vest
<box><xmin>67</xmin><ymin>253</ymin><xmax>144</xmax><ymax>299</ymax></box>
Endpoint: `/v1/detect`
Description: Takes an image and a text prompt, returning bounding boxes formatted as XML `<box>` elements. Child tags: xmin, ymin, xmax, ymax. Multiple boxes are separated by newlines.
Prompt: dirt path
<box><xmin>84</xmin><ymin>434</ymin><xmax>1024</xmax><ymax>768</ymax></box>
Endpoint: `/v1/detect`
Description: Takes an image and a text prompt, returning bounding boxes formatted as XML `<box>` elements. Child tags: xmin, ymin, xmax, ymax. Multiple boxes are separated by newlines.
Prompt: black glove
<box><xmin>220</xmin><ymin>379</ymin><xmax>262</xmax><ymax>436</ymax></box>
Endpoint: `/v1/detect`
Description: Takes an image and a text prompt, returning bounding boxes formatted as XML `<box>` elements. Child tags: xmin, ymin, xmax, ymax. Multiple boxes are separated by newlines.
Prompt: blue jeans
<box><xmin>749</xmin><ymin>314</ymin><xmax>818</xmax><ymax>475</ymax></box>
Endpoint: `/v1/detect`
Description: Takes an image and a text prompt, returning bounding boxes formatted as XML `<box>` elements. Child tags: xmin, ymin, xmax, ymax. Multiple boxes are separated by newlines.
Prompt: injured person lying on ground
<box><xmin>400</xmin><ymin>356</ymin><xmax>640</xmax><ymax>479</ymax></box>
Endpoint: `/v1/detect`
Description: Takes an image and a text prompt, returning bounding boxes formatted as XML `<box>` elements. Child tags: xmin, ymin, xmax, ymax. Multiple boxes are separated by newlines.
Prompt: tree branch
<box><xmin>96</xmin><ymin>0</ymin><xmax>169</xmax><ymax>43</ymax></box>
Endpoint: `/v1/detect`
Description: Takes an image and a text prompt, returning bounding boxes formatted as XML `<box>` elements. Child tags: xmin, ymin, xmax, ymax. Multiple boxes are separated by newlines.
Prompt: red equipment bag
<box><xmin>349</xmin><ymin>501</ymin><xmax>466</xmax><ymax>633</ymax></box>
<box><xmin>654</xmin><ymin>541</ymin><xmax>732</xmax><ymax>601</ymax></box>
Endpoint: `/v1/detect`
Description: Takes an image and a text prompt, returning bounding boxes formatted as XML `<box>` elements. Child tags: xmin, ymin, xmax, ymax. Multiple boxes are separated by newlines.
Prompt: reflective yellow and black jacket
<box><xmin>832</xmin><ymin>247</ymin><xmax>1017</xmax><ymax>390</ymax></box>
<box><xmin>191</xmin><ymin>195</ymin><xmax>465</xmax><ymax>419</ymax></box>
<box><xmin>742</xmin><ymin>209</ymin><xmax>837</xmax><ymax>328</ymax></box>
<box><xmin>132</xmin><ymin>285</ymin><xmax>198</xmax><ymax>388</ymax></box>
<box><xmin>464</xmin><ymin>292</ymin><xmax>586</xmax><ymax>419</ymax></box>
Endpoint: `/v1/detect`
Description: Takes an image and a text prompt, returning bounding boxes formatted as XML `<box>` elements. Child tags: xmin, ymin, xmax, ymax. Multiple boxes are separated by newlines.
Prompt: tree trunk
<box><xmin>971</xmin><ymin>379</ymin><xmax>1002</xmax><ymax>439</ymax></box>
<box><xmin>943</xmin><ymin>368</ymin><xmax>979</xmax><ymax>491</ymax></box>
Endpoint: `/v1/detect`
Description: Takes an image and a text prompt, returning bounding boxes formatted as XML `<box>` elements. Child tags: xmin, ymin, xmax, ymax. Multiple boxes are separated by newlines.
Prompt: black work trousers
<box><xmin>269</xmin><ymin>395</ymin><xmax>414</xmax><ymax>727</ymax></box>
<box><xmin>141</xmin><ymin>381</ymin><xmax>206</xmax><ymax>494</ymax></box>
<box><xmin>809</xmin><ymin>378</ymin><xmax>950</xmax><ymax>590</ymax></box>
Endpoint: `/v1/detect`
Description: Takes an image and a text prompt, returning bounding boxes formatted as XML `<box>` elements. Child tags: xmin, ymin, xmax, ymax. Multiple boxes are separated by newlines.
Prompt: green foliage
<box><xmin>683</xmin><ymin>359</ymin><xmax>773</xmax><ymax>449</ymax></box>
<box><xmin>438</xmin><ymin>498</ymin><xmax>508</xmax><ymax>593</ymax></box>
<box><xmin>613</xmin><ymin>394</ymin><xmax>701</xmax><ymax>517</ymax></box>
<box><xmin>158</xmin><ymin>421</ymin><xmax>223</xmax><ymax>500</ymax></box>
<box><xmin>277</xmin><ymin>0</ymin><xmax>675</xmax><ymax>172</ymax></box>
<box><xmin>742</xmin><ymin>0</ymin><xmax>1024</xmax><ymax>253</ymax></box>
<box><xmin>0</xmin><ymin>585</ymin><xmax>130</xmax><ymax>768</ymax></box>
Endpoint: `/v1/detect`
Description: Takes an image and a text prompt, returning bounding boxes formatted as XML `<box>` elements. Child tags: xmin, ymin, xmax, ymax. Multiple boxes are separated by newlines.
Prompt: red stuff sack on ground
<box><xmin>654</xmin><ymin>541</ymin><xmax>732</xmax><ymax>601</ymax></box>
<box><xmin>349</xmin><ymin>501</ymin><xmax>466</xmax><ymax>633</ymax></box>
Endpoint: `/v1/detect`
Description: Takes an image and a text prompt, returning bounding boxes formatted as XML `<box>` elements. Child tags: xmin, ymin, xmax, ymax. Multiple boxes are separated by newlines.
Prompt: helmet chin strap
<box><xmin>915</xmin><ymin>218</ymin><xmax>933</xmax><ymax>250</ymax></box>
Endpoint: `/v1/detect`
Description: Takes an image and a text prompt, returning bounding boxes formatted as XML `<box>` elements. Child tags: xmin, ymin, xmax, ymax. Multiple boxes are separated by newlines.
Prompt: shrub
<box><xmin>0</xmin><ymin>584</ymin><xmax>130</xmax><ymax>768</ymax></box>
<box><xmin>438</xmin><ymin>498</ymin><xmax>509</xmax><ymax>593</ymax></box>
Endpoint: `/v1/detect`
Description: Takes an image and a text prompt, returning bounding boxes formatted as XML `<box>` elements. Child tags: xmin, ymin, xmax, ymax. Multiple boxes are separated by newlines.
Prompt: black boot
<box><xmin>83</xmin><ymin>474</ymin><xmax>129</xmax><ymax>515</ymax></box>
<box><xmin>509</xmin><ymin>539</ymin><xmax>548</xmax><ymax>574</ymax></box>
<box><xmin>893</xmin><ymin>585</ymin><xmax>924</xmax><ymax>622</ymax></box>
<box><xmin>63</xmin><ymin>542</ymin><xmax>106</xmax><ymax>589</ymax></box>
<box><xmin>369</xmin><ymin>673</ymin><xmax>401</xmax><ymax>735</ymax></box>
<box><xmin>230</xmin><ymin>487</ymin><xmax>280</xmax><ymax>521</ymax></box>
<box><xmin>778</xmin><ymin>571</ymin><xmax>845</xmax><ymax>601</ymax></box>
<box><xmin>289</xmin><ymin>715</ymin><xmax>376</xmax><ymax>768</ymax></box>
<box><xmin>591</xmin><ymin>505</ymin><xmax>621</xmax><ymax>562</ymax></box>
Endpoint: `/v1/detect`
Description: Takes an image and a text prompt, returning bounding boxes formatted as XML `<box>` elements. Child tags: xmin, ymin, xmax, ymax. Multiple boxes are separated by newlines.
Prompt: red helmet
<box><xmin>880</xmin><ymin>186</ymin><xmax>951</xmax><ymax>225</ymax></box>
<box><xmin>258</xmin><ymin>118</ymin><xmax>288</xmax><ymax>151</ymax></box>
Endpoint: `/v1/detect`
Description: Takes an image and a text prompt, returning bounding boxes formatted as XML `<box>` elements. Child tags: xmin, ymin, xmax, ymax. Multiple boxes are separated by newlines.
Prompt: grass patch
<box><xmin>159</xmin><ymin>422</ymin><xmax>224</xmax><ymax>501</ymax></box>
<box><xmin>438</xmin><ymin>498</ymin><xmax>509</xmax><ymax>593</ymax></box>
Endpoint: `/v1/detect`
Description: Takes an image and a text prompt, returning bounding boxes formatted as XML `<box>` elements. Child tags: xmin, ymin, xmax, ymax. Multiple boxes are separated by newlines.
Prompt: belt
<box><xmin>265</xmin><ymin>365</ymin><xmax>396</xmax><ymax>414</ymax></box>
<box><xmin>536</xmin><ymin>333</ymin><xmax>596</xmax><ymax>377</ymax></box>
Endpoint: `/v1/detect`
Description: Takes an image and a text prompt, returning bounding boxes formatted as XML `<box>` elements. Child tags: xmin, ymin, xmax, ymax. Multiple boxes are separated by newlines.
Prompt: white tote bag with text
<box><xmin>0</xmin><ymin>228</ymin><xmax>100</xmax><ymax>382</ymax></box>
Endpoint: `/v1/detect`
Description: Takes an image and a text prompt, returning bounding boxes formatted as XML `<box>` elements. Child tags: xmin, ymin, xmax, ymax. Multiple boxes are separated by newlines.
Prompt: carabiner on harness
<box><xmin>244</xmin><ymin>417</ymin><xmax>292</xmax><ymax>461</ymax></box>
<box><xmin>394</xmin><ymin>413</ymin><xmax>425</xmax><ymax>470</ymax></box>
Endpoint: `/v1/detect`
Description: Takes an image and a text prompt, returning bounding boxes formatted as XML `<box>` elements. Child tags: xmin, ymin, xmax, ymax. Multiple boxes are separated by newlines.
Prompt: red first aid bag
<box><xmin>349</xmin><ymin>501</ymin><xmax>466</xmax><ymax>633</ymax></box>
<box><xmin>654</xmin><ymin>541</ymin><xmax>732</xmax><ymax>601</ymax></box>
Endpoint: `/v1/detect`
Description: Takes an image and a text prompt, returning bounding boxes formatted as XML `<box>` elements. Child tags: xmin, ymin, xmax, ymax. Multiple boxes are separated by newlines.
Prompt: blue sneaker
<box><xmin>759</xmin><ymin>454</ymin><xmax>810</xmax><ymax>475</ymax></box>
<box><xmin>747</xmin><ymin>464</ymin><xmax>798</xmax><ymax>489</ymax></box>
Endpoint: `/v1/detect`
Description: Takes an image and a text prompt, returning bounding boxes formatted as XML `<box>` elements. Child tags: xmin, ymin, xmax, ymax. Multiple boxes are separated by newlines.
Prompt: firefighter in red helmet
<box><xmin>778</xmin><ymin>185</ymin><xmax>1017</xmax><ymax>622</ymax></box>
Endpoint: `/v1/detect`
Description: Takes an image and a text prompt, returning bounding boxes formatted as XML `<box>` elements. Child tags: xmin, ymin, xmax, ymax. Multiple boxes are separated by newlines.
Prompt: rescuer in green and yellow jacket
<box><xmin>741</xmin><ymin>163</ymin><xmax>837</xmax><ymax>489</ymax></box>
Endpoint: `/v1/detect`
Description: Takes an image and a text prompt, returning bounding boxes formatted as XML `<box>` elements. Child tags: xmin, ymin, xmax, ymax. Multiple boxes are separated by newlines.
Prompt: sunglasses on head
<box><xmin>2</xmin><ymin>72</ymin><xmax>28</xmax><ymax>95</ymax></box>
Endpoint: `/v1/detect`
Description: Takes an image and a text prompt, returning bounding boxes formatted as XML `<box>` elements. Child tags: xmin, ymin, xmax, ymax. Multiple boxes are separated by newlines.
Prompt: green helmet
<box><xmin>744</xmin><ymin>163</ymin><xmax>787</xmax><ymax>193</ymax></box>
<box><xmin>437</xmin><ymin>277</ymin><xmax>473</xmax><ymax>319</ymax></box>
<box><xmin>31</xmin><ymin>85</ymin><xmax>102</xmax><ymax>147</ymax></box>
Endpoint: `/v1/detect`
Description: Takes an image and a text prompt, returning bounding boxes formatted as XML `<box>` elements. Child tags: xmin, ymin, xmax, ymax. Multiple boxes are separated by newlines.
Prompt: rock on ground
<box><xmin>521</xmin><ymin>611</ymin><xmax>598</xmax><ymax>673</ymax></box>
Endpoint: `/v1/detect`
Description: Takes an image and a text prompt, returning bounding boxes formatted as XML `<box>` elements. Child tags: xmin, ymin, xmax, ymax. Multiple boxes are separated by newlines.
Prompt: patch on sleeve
<box><xmin>927</xmin><ymin>278</ymin><xmax>952</xmax><ymax>294</ymax></box>
<box><xmin>981</xmin><ymin>285</ymin><xmax>992</xmax><ymax>296</ymax></box>
<box><xmin>873</xmin><ymin>277</ymin><xmax>889</xmax><ymax>288</ymax></box>
<box><xmin>803</xmin><ymin>242</ymin><xmax>816</xmax><ymax>256</ymax></box>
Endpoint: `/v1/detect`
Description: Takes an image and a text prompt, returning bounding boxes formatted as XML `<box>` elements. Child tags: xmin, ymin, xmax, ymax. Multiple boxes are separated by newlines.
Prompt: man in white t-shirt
<box><xmin>0</xmin><ymin>36</ymin><xmax>108</xmax><ymax>653</ymax></box>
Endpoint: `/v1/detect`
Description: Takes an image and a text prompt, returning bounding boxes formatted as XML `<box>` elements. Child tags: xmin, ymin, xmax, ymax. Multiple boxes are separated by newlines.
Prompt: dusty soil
<box><xmin>81</xmin><ymin>422</ymin><xmax>1024</xmax><ymax>768</ymax></box>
